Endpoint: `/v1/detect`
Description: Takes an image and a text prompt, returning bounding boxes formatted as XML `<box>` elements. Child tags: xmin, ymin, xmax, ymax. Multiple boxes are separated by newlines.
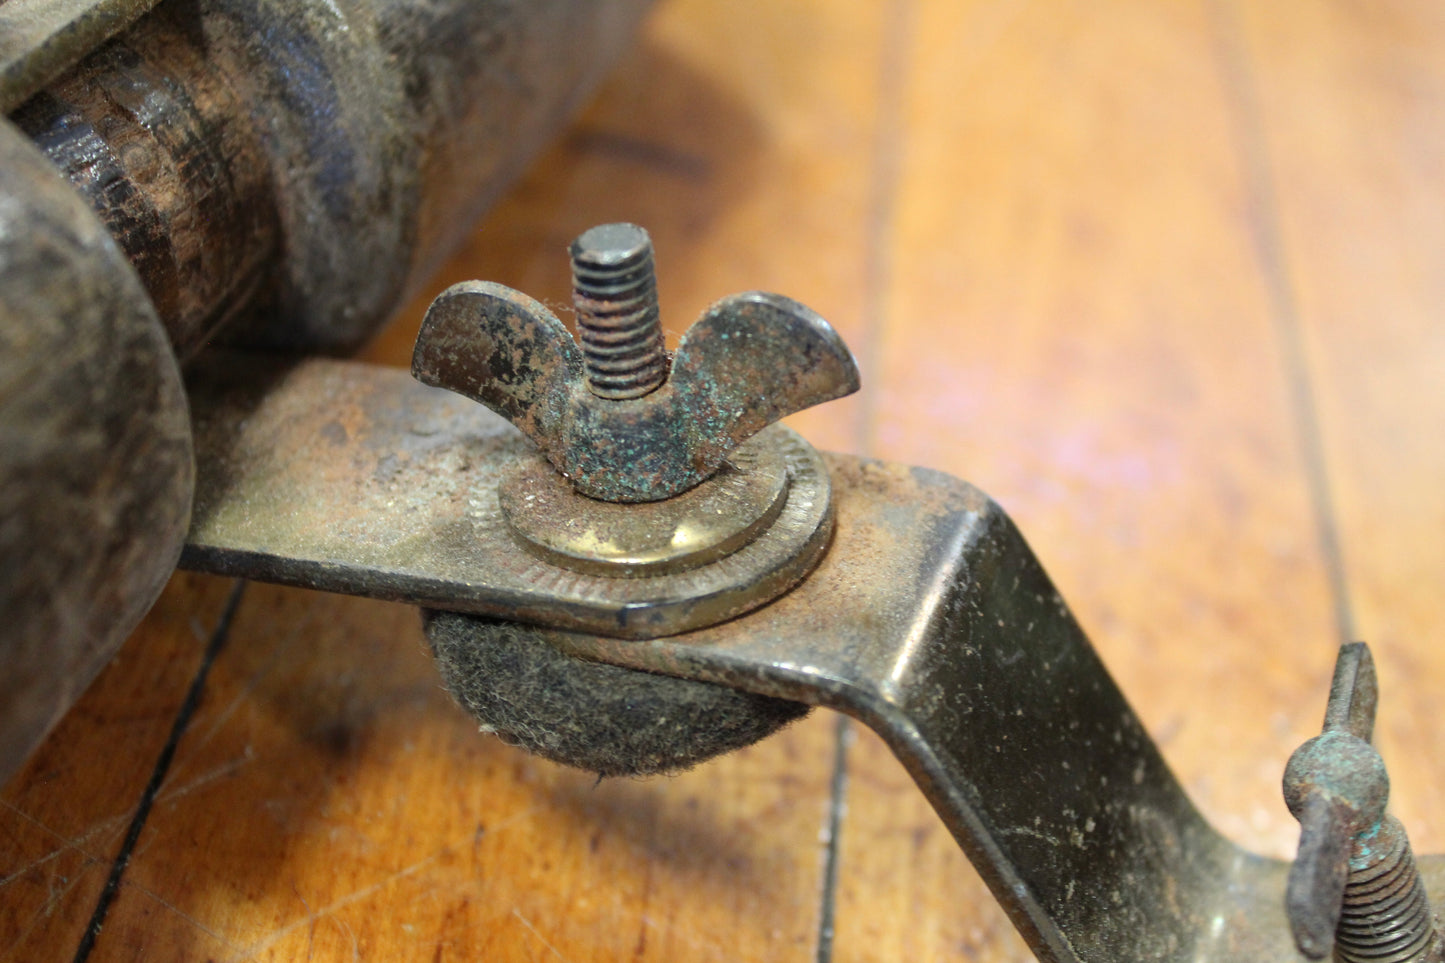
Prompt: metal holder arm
<box><xmin>536</xmin><ymin>456</ymin><xmax>1307</xmax><ymax>962</ymax></box>
<box><xmin>179</xmin><ymin>354</ymin><xmax>1443</xmax><ymax>963</ymax></box>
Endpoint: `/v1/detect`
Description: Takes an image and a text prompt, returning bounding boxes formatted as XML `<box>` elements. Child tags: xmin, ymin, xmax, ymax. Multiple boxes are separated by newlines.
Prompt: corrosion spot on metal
<box><xmin>411</xmin><ymin>223</ymin><xmax>860</xmax><ymax>502</ymax></box>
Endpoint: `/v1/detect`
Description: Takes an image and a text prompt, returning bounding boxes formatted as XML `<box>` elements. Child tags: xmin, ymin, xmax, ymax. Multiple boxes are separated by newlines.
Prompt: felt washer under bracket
<box><xmin>424</xmin><ymin>426</ymin><xmax>831</xmax><ymax>776</ymax></box>
<box><xmin>423</xmin><ymin>610</ymin><xmax>809</xmax><ymax>777</ymax></box>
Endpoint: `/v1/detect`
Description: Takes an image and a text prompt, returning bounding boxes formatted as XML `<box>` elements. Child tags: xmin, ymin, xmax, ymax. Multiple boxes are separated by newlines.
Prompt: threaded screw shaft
<box><xmin>1337</xmin><ymin>817</ymin><xmax>1443</xmax><ymax>963</ymax></box>
<box><xmin>570</xmin><ymin>223</ymin><xmax>668</xmax><ymax>400</ymax></box>
<box><xmin>1284</xmin><ymin>644</ymin><xmax>1444</xmax><ymax>963</ymax></box>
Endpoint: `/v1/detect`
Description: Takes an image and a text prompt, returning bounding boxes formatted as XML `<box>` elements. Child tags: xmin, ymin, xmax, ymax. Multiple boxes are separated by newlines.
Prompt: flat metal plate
<box><xmin>180</xmin><ymin>354</ymin><xmax>833</xmax><ymax>638</ymax></box>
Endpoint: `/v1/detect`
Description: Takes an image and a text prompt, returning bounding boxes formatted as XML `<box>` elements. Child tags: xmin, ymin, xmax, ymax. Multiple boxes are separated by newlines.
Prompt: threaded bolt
<box><xmin>570</xmin><ymin>223</ymin><xmax>668</xmax><ymax>400</ymax></box>
<box><xmin>1336</xmin><ymin>817</ymin><xmax>1443</xmax><ymax>963</ymax></box>
<box><xmin>1284</xmin><ymin>643</ymin><xmax>1445</xmax><ymax>963</ymax></box>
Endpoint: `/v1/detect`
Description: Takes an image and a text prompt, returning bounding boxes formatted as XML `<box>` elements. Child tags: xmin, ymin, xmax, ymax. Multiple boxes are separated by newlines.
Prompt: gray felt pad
<box><xmin>424</xmin><ymin>610</ymin><xmax>811</xmax><ymax>777</ymax></box>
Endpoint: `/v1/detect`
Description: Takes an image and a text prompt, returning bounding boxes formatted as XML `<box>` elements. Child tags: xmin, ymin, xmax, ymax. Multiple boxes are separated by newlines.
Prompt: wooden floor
<box><xmin>5</xmin><ymin>0</ymin><xmax>1445</xmax><ymax>959</ymax></box>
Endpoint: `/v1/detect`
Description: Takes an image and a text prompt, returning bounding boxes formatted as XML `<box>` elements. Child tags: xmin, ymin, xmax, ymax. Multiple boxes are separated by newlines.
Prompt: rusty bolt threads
<box><xmin>1337</xmin><ymin>818</ymin><xmax>1442</xmax><ymax>963</ymax></box>
<box><xmin>570</xmin><ymin>223</ymin><xmax>669</xmax><ymax>400</ymax></box>
<box><xmin>1284</xmin><ymin>643</ymin><xmax>1445</xmax><ymax>963</ymax></box>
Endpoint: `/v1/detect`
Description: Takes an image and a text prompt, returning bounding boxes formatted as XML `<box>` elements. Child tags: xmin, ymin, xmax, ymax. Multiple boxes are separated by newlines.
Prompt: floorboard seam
<box><xmin>816</xmin><ymin>0</ymin><xmax>914</xmax><ymax>956</ymax></box>
<box><xmin>815</xmin><ymin>715</ymin><xmax>853</xmax><ymax>963</ymax></box>
<box><xmin>71</xmin><ymin>579</ymin><xmax>247</xmax><ymax>963</ymax></box>
<box><xmin>1208</xmin><ymin>0</ymin><xmax>1358</xmax><ymax>647</ymax></box>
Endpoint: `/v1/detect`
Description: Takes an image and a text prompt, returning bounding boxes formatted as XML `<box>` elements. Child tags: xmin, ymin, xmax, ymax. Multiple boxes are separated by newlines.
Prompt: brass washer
<box><xmin>500</xmin><ymin>434</ymin><xmax>791</xmax><ymax>577</ymax></box>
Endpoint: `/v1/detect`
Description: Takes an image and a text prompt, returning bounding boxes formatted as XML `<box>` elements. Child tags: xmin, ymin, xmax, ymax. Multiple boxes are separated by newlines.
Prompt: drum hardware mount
<box><xmin>179</xmin><ymin>224</ymin><xmax>1444</xmax><ymax>963</ymax></box>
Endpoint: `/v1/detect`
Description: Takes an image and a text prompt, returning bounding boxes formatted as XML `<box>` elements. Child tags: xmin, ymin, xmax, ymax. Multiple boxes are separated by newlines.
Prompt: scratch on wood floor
<box><xmin>223</xmin><ymin>853</ymin><xmax>439</xmax><ymax>961</ymax></box>
<box><xmin>154</xmin><ymin>753</ymin><xmax>256</xmax><ymax>806</ymax></box>
<box><xmin>328</xmin><ymin>914</ymin><xmax>361</xmax><ymax>962</ymax></box>
<box><xmin>511</xmin><ymin>908</ymin><xmax>576</xmax><ymax>963</ymax></box>
<box><xmin>0</xmin><ymin>839</ymin><xmax>71</xmax><ymax>888</ymax></box>
<box><xmin>638</xmin><ymin>912</ymin><xmax>715</xmax><ymax>957</ymax></box>
<box><xmin>293</xmin><ymin>884</ymin><xmax>317</xmax><ymax>961</ymax></box>
<box><xmin>126</xmin><ymin>882</ymin><xmax>251</xmax><ymax>956</ymax></box>
<box><xmin>179</xmin><ymin>630</ymin><xmax>293</xmax><ymax>757</ymax></box>
<box><xmin>482</xmin><ymin>804</ymin><xmax>541</xmax><ymax>839</ymax></box>
<box><xmin>0</xmin><ymin>862</ymin><xmax>88</xmax><ymax>956</ymax></box>
<box><xmin>0</xmin><ymin>799</ymin><xmax>128</xmax><ymax>887</ymax></box>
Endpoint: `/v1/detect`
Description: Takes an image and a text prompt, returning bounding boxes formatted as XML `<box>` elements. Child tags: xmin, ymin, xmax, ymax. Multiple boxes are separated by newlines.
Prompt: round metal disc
<box><xmin>499</xmin><ymin>435</ymin><xmax>790</xmax><ymax>576</ymax></box>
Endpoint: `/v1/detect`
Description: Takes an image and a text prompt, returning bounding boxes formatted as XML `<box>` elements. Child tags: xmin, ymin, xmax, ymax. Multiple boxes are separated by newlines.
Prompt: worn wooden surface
<box><xmin>4</xmin><ymin>0</ymin><xmax>1444</xmax><ymax>960</ymax></box>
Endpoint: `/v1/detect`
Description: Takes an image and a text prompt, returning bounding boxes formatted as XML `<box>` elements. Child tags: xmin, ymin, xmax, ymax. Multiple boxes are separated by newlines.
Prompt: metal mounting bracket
<box><xmin>178</xmin><ymin>353</ymin><xmax>1445</xmax><ymax>963</ymax></box>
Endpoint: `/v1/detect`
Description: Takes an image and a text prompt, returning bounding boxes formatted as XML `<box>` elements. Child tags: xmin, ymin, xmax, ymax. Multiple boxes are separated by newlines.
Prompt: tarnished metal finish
<box><xmin>571</xmin><ymin>223</ymin><xmax>669</xmax><ymax>400</ymax></box>
<box><xmin>1284</xmin><ymin>643</ymin><xmax>1443</xmax><ymax>962</ymax></box>
<box><xmin>0</xmin><ymin>0</ymin><xmax>159</xmax><ymax>113</ymax></box>
<box><xmin>11</xmin><ymin>0</ymin><xmax>655</xmax><ymax>354</ymax></box>
<box><xmin>165</xmin><ymin>351</ymin><xmax>1445</xmax><ymax>959</ymax></box>
<box><xmin>500</xmin><ymin>439</ymin><xmax>790</xmax><ymax>577</ymax></box>
<box><xmin>1337</xmin><ymin>818</ymin><xmax>1441</xmax><ymax>963</ymax></box>
<box><xmin>0</xmin><ymin>116</ymin><xmax>192</xmax><ymax>785</ymax></box>
<box><xmin>12</xmin><ymin>5</ymin><xmax>279</xmax><ymax>359</ymax></box>
<box><xmin>412</xmin><ymin>243</ymin><xmax>861</xmax><ymax>501</ymax></box>
<box><xmin>492</xmin><ymin>460</ymin><xmax>1445</xmax><ymax>963</ymax></box>
<box><xmin>180</xmin><ymin>355</ymin><xmax>834</xmax><ymax>638</ymax></box>
<box><xmin>1285</xmin><ymin>644</ymin><xmax>1388</xmax><ymax>956</ymax></box>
